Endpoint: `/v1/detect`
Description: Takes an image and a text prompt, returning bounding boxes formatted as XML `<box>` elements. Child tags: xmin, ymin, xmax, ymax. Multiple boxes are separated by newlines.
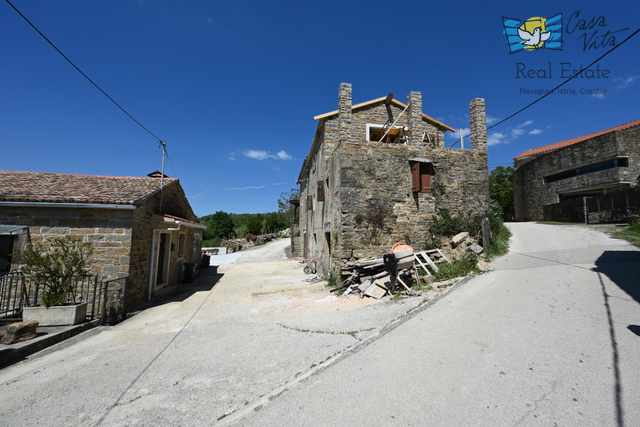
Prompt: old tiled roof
<box><xmin>0</xmin><ymin>170</ymin><xmax>177</xmax><ymax>205</ymax></box>
<box><xmin>514</xmin><ymin>118</ymin><xmax>640</xmax><ymax>160</ymax></box>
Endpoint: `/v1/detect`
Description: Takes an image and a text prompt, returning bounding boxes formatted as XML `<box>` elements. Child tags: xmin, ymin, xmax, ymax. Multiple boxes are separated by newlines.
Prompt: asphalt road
<box><xmin>231</xmin><ymin>223</ymin><xmax>640</xmax><ymax>427</ymax></box>
<box><xmin>1</xmin><ymin>224</ymin><xmax>639</xmax><ymax>426</ymax></box>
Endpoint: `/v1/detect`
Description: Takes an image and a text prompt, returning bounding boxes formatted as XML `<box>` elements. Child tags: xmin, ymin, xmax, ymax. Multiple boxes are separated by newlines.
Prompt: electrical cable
<box><xmin>6</xmin><ymin>0</ymin><xmax>163</xmax><ymax>143</ymax></box>
<box><xmin>188</xmin><ymin>179</ymin><xmax>305</xmax><ymax>199</ymax></box>
<box><xmin>447</xmin><ymin>27</ymin><xmax>640</xmax><ymax>148</ymax></box>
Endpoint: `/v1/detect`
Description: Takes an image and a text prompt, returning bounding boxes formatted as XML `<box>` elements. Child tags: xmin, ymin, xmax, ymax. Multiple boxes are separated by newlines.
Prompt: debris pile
<box><xmin>334</xmin><ymin>232</ymin><xmax>481</xmax><ymax>299</ymax></box>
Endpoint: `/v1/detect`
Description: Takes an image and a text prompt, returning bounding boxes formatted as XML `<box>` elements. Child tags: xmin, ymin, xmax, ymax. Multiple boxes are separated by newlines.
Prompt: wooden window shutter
<box><xmin>411</xmin><ymin>163</ymin><xmax>420</xmax><ymax>193</ymax></box>
<box><xmin>307</xmin><ymin>195</ymin><xmax>313</xmax><ymax>211</ymax></box>
<box><xmin>317</xmin><ymin>181</ymin><xmax>325</xmax><ymax>201</ymax></box>
<box><xmin>421</xmin><ymin>163</ymin><xmax>432</xmax><ymax>193</ymax></box>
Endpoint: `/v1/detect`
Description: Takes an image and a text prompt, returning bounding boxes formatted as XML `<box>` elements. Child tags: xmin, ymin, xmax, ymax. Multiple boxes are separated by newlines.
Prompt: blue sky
<box><xmin>1</xmin><ymin>0</ymin><xmax>638</xmax><ymax>216</ymax></box>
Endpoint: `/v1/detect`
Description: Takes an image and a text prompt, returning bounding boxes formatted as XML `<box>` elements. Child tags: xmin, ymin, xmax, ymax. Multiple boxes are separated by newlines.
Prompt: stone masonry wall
<box><xmin>299</xmin><ymin>87</ymin><xmax>489</xmax><ymax>274</ymax></box>
<box><xmin>514</xmin><ymin>129</ymin><xmax>639</xmax><ymax>221</ymax></box>
<box><xmin>127</xmin><ymin>181</ymin><xmax>202</xmax><ymax>309</ymax></box>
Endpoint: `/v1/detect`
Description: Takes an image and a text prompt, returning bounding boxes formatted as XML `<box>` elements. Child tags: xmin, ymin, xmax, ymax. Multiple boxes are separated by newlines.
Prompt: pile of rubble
<box><xmin>221</xmin><ymin>233</ymin><xmax>279</xmax><ymax>253</ymax></box>
<box><xmin>333</xmin><ymin>232</ymin><xmax>483</xmax><ymax>299</ymax></box>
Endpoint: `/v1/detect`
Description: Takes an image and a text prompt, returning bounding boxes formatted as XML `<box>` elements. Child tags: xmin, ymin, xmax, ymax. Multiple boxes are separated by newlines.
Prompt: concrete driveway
<box><xmin>0</xmin><ymin>239</ymin><xmax>437</xmax><ymax>426</ymax></box>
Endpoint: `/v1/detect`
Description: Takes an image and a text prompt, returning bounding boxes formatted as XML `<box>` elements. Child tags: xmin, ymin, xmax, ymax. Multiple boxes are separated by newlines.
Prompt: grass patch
<box><xmin>614</xmin><ymin>223</ymin><xmax>640</xmax><ymax>248</ymax></box>
<box><xmin>434</xmin><ymin>252</ymin><xmax>481</xmax><ymax>280</ymax></box>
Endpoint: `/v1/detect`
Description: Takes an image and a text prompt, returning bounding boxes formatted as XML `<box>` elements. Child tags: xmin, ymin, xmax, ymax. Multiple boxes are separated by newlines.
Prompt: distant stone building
<box><xmin>0</xmin><ymin>170</ymin><xmax>206</xmax><ymax>311</ymax></box>
<box><xmin>297</xmin><ymin>83</ymin><xmax>489</xmax><ymax>275</ymax></box>
<box><xmin>513</xmin><ymin>119</ymin><xmax>640</xmax><ymax>222</ymax></box>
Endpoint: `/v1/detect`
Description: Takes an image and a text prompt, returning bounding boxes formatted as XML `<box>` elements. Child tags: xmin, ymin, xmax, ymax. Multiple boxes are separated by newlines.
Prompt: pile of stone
<box><xmin>220</xmin><ymin>233</ymin><xmax>279</xmax><ymax>253</ymax></box>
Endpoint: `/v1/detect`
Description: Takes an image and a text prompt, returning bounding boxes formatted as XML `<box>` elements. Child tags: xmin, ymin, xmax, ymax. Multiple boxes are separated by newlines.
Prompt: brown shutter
<box><xmin>317</xmin><ymin>181</ymin><xmax>325</xmax><ymax>201</ymax></box>
<box><xmin>411</xmin><ymin>163</ymin><xmax>420</xmax><ymax>193</ymax></box>
<box><xmin>307</xmin><ymin>196</ymin><xmax>313</xmax><ymax>211</ymax></box>
<box><xmin>421</xmin><ymin>164</ymin><xmax>432</xmax><ymax>193</ymax></box>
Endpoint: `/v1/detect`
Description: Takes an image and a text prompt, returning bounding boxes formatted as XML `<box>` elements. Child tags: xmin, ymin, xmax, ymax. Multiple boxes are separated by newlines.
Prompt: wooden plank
<box><xmin>436</xmin><ymin>249</ymin><xmax>452</xmax><ymax>264</ymax></box>
<box><xmin>419</xmin><ymin>251</ymin><xmax>439</xmax><ymax>272</ymax></box>
<box><xmin>396</xmin><ymin>275</ymin><xmax>415</xmax><ymax>295</ymax></box>
<box><xmin>413</xmin><ymin>254</ymin><xmax>432</xmax><ymax>276</ymax></box>
<box><xmin>364</xmin><ymin>283</ymin><xmax>387</xmax><ymax>299</ymax></box>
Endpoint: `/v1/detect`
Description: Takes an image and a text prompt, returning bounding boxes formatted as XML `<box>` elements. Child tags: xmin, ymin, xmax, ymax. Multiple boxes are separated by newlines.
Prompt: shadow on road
<box><xmin>593</xmin><ymin>250</ymin><xmax>640</xmax><ymax>427</ymax></box>
<box><xmin>128</xmin><ymin>267</ymin><xmax>223</xmax><ymax>315</ymax></box>
<box><xmin>594</xmin><ymin>250</ymin><xmax>640</xmax><ymax>305</ymax></box>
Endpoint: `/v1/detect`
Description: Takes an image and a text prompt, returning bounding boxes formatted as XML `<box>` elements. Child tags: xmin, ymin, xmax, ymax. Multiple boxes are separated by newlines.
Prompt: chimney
<box><xmin>338</xmin><ymin>83</ymin><xmax>353</xmax><ymax>142</ymax></box>
<box><xmin>469</xmin><ymin>98</ymin><xmax>487</xmax><ymax>150</ymax></box>
<box><xmin>407</xmin><ymin>91</ymin><xmax>423</xmax><ymax>146</ymax></box>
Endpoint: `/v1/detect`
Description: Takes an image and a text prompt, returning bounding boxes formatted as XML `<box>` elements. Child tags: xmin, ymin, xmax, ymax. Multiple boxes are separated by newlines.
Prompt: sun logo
<box><xmin>503</xmin><ymin>13</ymin><xmax>563</xmax><ymax>54</ymax></box>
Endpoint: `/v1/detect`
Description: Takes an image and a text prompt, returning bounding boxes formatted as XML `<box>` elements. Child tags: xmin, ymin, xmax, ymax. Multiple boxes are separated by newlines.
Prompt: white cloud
<box><xmin>276</xmin><ymin>150</ymin><xmax>293</xmax><ymax>160</ymax></box>
<box><xmin>517</xmin><ymin>120</ymin><xmax>534</xmax><ymax>128</ymax></box>
<box><xmin>228</xmin><ymin>152</ymin><xmax>236</xmax><ymax>161</ymax></box>
<box><xmin>511</xmin><ymin>128</ymin><xmax>525</xmax><ymax>138</ymax></box>
<box><xmin>488</xmin><ymin>132</ymin><xmax>507</xmax><ymax>146</ymax></box>
<box><xmin>446</xmin><ymin>127</ymin><xmax>469</xmax><ymax>139</ymax></box>
<box><xmin>529</xmin><ymin>129</ymin><xmax>543</xmax><ymax>135</ymax></box>
<box><xmin>591</xmin><ymin>92</ymin><xmax>606</xmax><ymax>100</ymax></box>
<box><xmin>244</xmin><ymin>150</ymin><xmax>294</xmax><ymax>161</ymax></box>
<box><xmin>614</xmin><ymin>75</ymin><xmax>640</xmax><ymax>90</ymax></box>
<box><xmin>486</xmin><ymin>116</ymin><xmax>498</xmax><ymax>125</ymax></box>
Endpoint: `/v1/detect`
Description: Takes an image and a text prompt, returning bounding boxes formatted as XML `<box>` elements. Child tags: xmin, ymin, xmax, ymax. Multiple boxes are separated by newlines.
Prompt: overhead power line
<box><xmin>6</xmin><ymin>0</ymin><xmax>163</xmax><ymax>143</ymax></box>
<box><xmin>448</xmin><ymin>27</ymin><xmax>640</xmax><ymax>148</ymax></box>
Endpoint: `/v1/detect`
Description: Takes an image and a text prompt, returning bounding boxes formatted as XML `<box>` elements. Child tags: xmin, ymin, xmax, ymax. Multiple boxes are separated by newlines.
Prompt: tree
<box><xmin>489</xmin><ymin>166</ymin><xmax>515</xmax><ymax>221</ymax></box>
<box><xmin>277</xmin><ymin>188</ymin><xmax>301</xmax><ymax>225</ymax></box>
<box><xmin>204</xmin><ymin>211</ymin><xmax>235</xmax><ymax>240</ymax></box>
<box><xmin>244</xmin><ymin>215</ymin><xmax>264</xmax><ymax>236</ymax></box>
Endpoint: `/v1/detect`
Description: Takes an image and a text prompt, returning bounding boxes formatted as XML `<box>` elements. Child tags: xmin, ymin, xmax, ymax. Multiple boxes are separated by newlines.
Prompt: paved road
<box><xmin>230</xmin><ymin>223</ymin><xmax>640</xmax><ymax>426</ymax></box>
<box><xmin>0</xmin><ymin>239</ymin><xmax>432</xmax><ymax>426</ymax></box>
<box><xmin>1</xmin><ymin>225</ymin><xmax>639</xmax><ymax>426</ymax></box>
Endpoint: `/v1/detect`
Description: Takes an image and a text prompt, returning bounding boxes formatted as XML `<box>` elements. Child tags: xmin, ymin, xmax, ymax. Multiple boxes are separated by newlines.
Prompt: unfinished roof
<box><xmin>514</xmin><ymin>118</ymin><xmax>640</xmax><ymax>160</ymax></box>
<box><xmin>313</xmin><ymin>96</ymin><xmax>455</xmax><ymax>132</ymax></box>
<box><xmin>0</xmin><ymin>170</ymin><xmax>177</xmax><ymax>205</ymax></box>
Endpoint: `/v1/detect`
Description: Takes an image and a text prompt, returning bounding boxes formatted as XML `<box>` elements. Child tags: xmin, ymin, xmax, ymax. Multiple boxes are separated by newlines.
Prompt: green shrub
<box><xmin>16</xmin><ymin>236</ymin><xmax>94</xmax><ymax>307</ymax></box>
<box><xmin>434</xmin><ymin>252</ymin><xmax>480</xmax><ymax>280</ymax></box>
<box><xmin>628</xmin><ymin>223</ymin><xmax>640</xmax><ymax>232</ymax></box>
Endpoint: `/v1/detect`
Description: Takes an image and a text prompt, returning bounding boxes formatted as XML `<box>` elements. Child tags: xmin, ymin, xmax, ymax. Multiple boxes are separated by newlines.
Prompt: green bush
<box><xmin>628</xmin><ymin>223</ymin><xmax>640</xmax><ymax>232</ymax></box>
<box><xmin>16</xmin><ymin>236</ymin><xmax>94</xmax><ymax>307</ymax></box>
<box><xmin>434</xmin><ymin>252</ymin><xmax>480</xmax><ymax>280</ymax></box>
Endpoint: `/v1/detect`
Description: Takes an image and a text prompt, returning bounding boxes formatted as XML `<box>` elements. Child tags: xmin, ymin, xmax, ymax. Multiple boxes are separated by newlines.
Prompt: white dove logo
<box><xmin>518</xmin><ymin>26</ymin><xmax>551</xmax><ymax>47</ymax></box>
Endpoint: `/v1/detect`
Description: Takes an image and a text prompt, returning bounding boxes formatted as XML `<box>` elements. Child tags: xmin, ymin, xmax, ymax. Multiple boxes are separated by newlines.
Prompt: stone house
<box><xmin>297</xmin><ymin>83</ymin><xmax>489</xmax><ymax>276</ymax></box>
<box><xmin>0</xmin><ymin>170</ymin><xmax>206</xmax><ymax>312</ymax></box>
<box><xmin>513</xmin><ymin>118</ymin><xmax>640</xmax><ymax>222</ymax></box>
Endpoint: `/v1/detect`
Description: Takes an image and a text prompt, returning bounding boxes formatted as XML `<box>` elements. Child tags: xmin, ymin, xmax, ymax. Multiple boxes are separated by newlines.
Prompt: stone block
<box><xmin>1</xmin><ymin>320</ymin><xmax>39</xmax><ymax>344</ymax></box>
<box><xmin>451</xmin><ymin>232</ymin><xmax>469</xmax><ymax>247</ymax></box>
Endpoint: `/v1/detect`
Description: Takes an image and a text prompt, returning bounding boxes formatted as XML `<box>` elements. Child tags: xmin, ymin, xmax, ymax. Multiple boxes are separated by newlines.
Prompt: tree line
<box><xmin>199</xmin><ymin>189</ymin><xmax>299</xmax><ymax>247</ymax></box>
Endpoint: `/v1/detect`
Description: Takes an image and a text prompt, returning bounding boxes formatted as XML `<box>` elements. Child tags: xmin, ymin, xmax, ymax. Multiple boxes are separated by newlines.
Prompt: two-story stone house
<box><xmin>297</xmin><ymin>83</ymin><xmax>489</xmax><ymax>276</ymax></box>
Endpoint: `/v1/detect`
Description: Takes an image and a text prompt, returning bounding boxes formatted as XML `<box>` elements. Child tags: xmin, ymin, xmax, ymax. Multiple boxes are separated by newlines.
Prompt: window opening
<box><xmin>411</xmin><ymin>162</ymin><xmax>434</xmax><ymax>193</ymax></box>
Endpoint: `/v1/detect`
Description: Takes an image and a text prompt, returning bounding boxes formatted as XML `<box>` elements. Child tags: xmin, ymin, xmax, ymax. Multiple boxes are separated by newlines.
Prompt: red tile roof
<box><xmin>0</xmin><ymin>170</ymin><xmax>177</xmax><ymax>205</ymax></box>
<box><xmin>514</xmin><ymin>118</ymin><xmax>640</xmax><ymax>160</ymax></box>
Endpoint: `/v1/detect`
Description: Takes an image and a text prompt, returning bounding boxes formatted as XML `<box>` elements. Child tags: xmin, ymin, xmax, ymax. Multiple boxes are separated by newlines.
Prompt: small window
<box><xmin>411</xmin><ymin>162</ymin><xmax>434</xmax><ymax>193</ymax></box>
<box><xmin>317</xmin><ymin>181</ymin><xmax>325</xmax><ymax>202</ymax></box>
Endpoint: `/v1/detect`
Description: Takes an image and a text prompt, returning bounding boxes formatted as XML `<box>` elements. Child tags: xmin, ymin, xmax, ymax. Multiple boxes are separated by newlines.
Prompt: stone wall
<box><xmin>0</xmin><ymin>180</ymin><xmax>202</xmax><ymax>312</ymax></box>
<box><xmin>514</xmin><ymin>126</ymin><xmax>640</xmax><ymax>221</ymax></box>
<box><xmin>542</xmin><ymin>198</ymin><xmax>587</xmax><ymax>223</ymax></box>
<box><xmin>298</xmin><ymin>83</ymin><xmax>489</xmax><ymax>275</ymax></box>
